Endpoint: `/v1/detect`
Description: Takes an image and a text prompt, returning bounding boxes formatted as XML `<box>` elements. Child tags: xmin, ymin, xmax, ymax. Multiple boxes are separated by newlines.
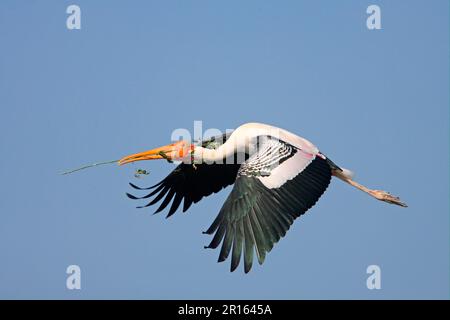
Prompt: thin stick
<box><xmin>60</xmin><ymin>159</ymin><xmax>119</xmax><ymax>175</ymax></box>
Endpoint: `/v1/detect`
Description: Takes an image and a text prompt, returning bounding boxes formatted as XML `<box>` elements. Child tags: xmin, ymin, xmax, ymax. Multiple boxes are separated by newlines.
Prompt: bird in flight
<box><xmin>119</xmin><ymin>122</ymin><xmax>407</xmax><ymax>273</ymax></box>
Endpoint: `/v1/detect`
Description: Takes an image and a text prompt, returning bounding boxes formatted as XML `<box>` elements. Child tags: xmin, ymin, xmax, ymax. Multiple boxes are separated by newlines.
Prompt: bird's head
<box><xmin>118</xmin><ymin>140</ymin><xmax>195</xmax><ymax>165</ymax></box>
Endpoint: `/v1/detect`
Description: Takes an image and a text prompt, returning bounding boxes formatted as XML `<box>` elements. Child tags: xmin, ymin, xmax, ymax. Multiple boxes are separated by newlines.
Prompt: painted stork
<box><xmin>119</xmin><ymin>123</ymin><xmax>407</xmax><ymax>273</ymax></box>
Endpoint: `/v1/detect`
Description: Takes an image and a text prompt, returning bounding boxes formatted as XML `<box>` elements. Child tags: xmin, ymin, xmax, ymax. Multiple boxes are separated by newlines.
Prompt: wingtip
<box><xmin>129</xmin><ymin>182</ymin><xmax>142</xmax><ymax>189</ymax></box>
<box><xmin>230</xmin><ymin>263</ymin><xmax>239</xmax><ymax>273</ymax></box>
<box><xmin>218</xmin><ymin>255</ymin><xmax>227</xmax><ymax>263</ymax></box>
<box><xmin>126</xmin><ymin>192</ymin><xmax>139</xmax><ymax>200</ymax></box>
<box><xmin>257</xmin><ymin>255</ymin><xmax>266</xmax><ymax>265</ymax></box>
<box><xmin>165</xmin><ymin>212</ymin><xmax>176</xmax><ymax>219</ymax></box>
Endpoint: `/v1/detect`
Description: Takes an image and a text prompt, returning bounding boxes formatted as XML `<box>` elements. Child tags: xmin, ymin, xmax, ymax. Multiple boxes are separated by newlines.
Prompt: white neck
<box><xmin>193</xmin><ymin>143</ymin><xmax>238</xmax><ymax>163</ymax></box>
<box><xmin>191</xmin><ymin>122</ymin><xmax>320</xmax><ymax>164</ymax></box>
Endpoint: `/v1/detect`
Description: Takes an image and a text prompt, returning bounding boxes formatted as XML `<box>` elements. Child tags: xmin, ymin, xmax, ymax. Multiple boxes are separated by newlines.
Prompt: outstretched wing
<box><xmin>204</xmin><ymin>137</ymin><xmax>332</xmax><ymax>273</ymax></box>
<box><xmin>126</xmin><ymin>133</ymin><xmax>241</xmax><ymax>217</ymax></box>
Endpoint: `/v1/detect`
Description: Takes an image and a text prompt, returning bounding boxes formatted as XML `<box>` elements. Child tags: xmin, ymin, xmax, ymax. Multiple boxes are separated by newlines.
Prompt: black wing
<box><xmin>126</xmin><ymin>133</ymin><xmax>240</xmax><ymax>217</ymax></box>
<box><xmin>204</xmin><ymin>152</ymin><xmax>332</xmax><ymax>273</ymax></box>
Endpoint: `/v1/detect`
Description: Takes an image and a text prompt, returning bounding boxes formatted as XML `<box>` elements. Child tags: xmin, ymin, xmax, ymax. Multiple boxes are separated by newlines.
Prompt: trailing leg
<box><xmin>332</xmin><ymin>169</ymin><xmax>407</xmax><ymax>207</ymax></box>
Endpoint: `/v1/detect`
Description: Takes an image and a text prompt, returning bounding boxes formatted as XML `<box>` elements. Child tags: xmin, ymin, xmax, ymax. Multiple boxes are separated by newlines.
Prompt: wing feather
<box><xmin>127</xmin><ymin>133</ymin><xmax>240</xmax><ymax>216</ymax></box>
<box><xmin>205</xmin><ymin>154</ymin><xmax>332</xmax><ymax>273</ymax></box>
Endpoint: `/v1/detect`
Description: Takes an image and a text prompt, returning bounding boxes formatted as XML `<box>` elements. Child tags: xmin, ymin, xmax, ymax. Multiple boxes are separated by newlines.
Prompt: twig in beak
<box><xmin>60</xmin><ymin>159</ymin><xmax>119</xmax><ymax>175</ymax></box>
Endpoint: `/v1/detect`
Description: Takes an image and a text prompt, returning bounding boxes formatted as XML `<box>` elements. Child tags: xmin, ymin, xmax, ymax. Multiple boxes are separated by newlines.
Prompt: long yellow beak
<box><xmin>118</xmin><ymin>141</ymin><xmax>192</xmax><ymax>165</ymax></box>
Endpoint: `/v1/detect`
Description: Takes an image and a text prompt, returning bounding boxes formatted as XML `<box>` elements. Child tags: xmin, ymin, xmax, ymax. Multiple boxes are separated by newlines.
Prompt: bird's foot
<box><xmin>369</xmin><ymin>190</ymin><xmax>408</xmax><ymax>207</ymax></box>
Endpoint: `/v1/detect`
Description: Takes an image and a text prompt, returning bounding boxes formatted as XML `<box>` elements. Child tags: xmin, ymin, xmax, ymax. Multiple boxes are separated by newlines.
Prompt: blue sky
<box><xmin>0</xmin><ymin>0</ymin><xmax>448</xmax><ymax>299</ymax></box>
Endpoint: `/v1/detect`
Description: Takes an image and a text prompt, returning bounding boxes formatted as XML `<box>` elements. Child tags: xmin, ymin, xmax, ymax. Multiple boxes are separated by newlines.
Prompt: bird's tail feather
<box><xmin>340</xmin><ymin>167</ymin><xmax>355</xmax><ymax>180</ymax></box>
<box><xmin>323</xmin><ymin>155</ymin><xmax>355</xmax><ymax>180</ymax></box>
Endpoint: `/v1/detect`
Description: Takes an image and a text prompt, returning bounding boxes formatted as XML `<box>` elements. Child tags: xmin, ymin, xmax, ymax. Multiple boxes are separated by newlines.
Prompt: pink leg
<box><xmin>332</xmin><ymin>170</ymin><xmax>407</xmax><ymax>207</ymax></box>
